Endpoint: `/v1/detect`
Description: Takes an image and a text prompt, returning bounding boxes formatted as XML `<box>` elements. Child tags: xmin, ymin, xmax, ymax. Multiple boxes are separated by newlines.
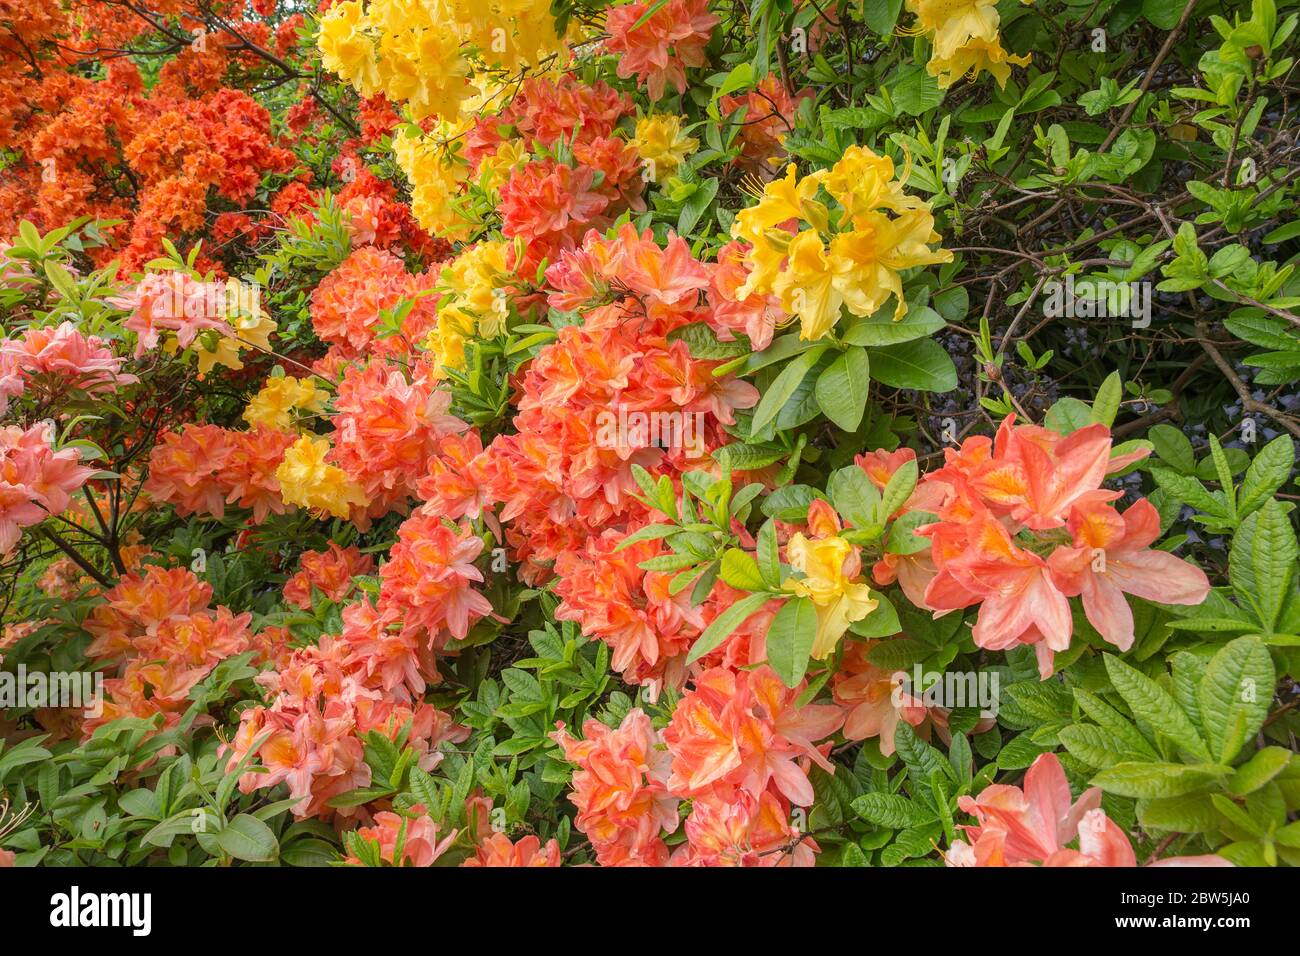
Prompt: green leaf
<box><xmin>719</xmin><ymin>548</ymin><xmax>766</xmax><ymax>592</ymax></box>
<box><xmin>1148</xmin><ymin>464</ymin><xmax>1227</xmax><ymax>516</ymax></box>
<box><xmin>828</xmin><ymin>466</ymin><xmax>882</xmax><ymax>529</ymax></box>
<box><xmin>756</xmin><ymin>518</ymin><xmax>781</xmax><ymax>588</ymax></box>
<box><xmin>767</xmin><ymin>596</ymin><xmax>818</xmax><ymax>687</ymax></box>
<box><xmin>1091</xmin><ymin>762</ymin><xmax>1224</xmax><ymax>799</ymax></box>
<box><xmin>1228</xmin><ymin>747</ymin><xmax>1293</xmax><ymax>795</ymax></box>
<box><xmin>1103</xmin><ymin>654</ymin><xmax>1209</xmax><ymax>760</ymax></box>
<box><xmin>667</xmin><ymin>322</ymin><xmax>751</xmax><ymax>359</ymax></box>
<box><xmin>895</xmin><ymin>721</ymin><xmax>957</xmax><ymax>790</ymax></box>
<box><xmin>1073</xmin><ymin>688</ymin><xmax>1159</xmax><ymax>760</ymax></box>
<box><xmin>1148</xmin><ymin>423</ymin><xmax>1196</xmax><ymax>474</ymax></box>
<box><xmin>814</xmin><ymin>346</ymin><xmax>870</xmax><ymax>431</ymax></box>
<box><xmin>1210</xmin><ymin>794</ymin><xmax>1265</xmax><ymax>837</ymax></box>
<box><xmin>1058</xmin><ymin>723</ymin><xmax>1122</xmax><ymax>769</ymax></box>
<box><xmin>1230</xmin><ymin>500</ymin><xmax>1298</xmax><ymax>633</ymax></box>
<box><xmin>1044</xmin><ymin>397</ymin><xmax>1092</xmax><ymax>435</ymax></box>
<box><xmin>1198</xmin><ymin>636</ymin><xmax>1275</xmax><ymax>763</ymax></box>
<box><xmin>867</xmin><ymin>339</ymin><xmax>958</xmax><ymax>392</ymax></box>
<box><xmin>613</xmin><ymin>524</ymin><xmax>680</xmax><ymax>551</ymax></box>
<box><xmin>1090</xmin><ymin>371</ymin><xmax>1122</xmax><ymax>427</ymax></box>
<box><xmin>860</xmin><ymin>0</ymin><xmax>904</xmax><ymax>35</ymax></box>
<box><xmin>686</xmin><ymin>591</ymin><xmax>774</xmax><ymax>664</ymax></box>
<box><xmin>848</xmin><ymin>591</ymin><xmax>902</xmax><ymax>639</ymax></box>
<box><xmin>851</xmin><ymin>792</ymin><xmax>937</xmax><ymax>828</ymax></box>
<box><xmin>1142</xmin><ymin>0</ymin><xmax>1187</xmax><ymax>30</ymax></box>
<box><xmin>1137</xmin><ymin>793</ymin><xmax>1218</xmax><ymax>833</ymax></box>
<box><xmin>878</xmin><ymin>458</ymin><xmax>918</xmax><ymax>520</ymax></box>
<box><xmin>761</xmin><ymin>484</ymin><xmax>826</xmax><ymax>522</ymax></box>
<box><xmin>281</xmin><ymin>838</ymin><xmax>339</xmax><ymax>867</ymax></box>
<box><xmin>751</xmin><ymin>346</ymin><xmax>827</xmax><ymax>434</ymax></box>
<box><xmin>1239</xmin><ymin>436</ymin><xmax>1296</xmax><ymax>516</ymax></box>
<box><xmin>863</xmin><ymin>634</ymin><xmax>929</xmax><ymax>668</ymax></box>
<box><xmin>889</xmin><ymin>64</ymin><xmax>945</xmax><ymax>116</ymax></box>
<box><xmin>841</xmin><ymin>306</ymin><xmax>944</xmax><ymax>346</ymax></box>
<box><xmin>216</xmin><ymin>814</ymin><xmax>280</xmax><ymax>863</ymax></box>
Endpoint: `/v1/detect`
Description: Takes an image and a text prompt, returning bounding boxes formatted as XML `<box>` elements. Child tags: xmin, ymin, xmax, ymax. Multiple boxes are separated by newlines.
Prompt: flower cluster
<box><xmin>282</xmin><ymin>542</ymin><xmax>375</xmax><ymax>609</ymax></box>
<box><xmin>478</xmin><ymin>223</ymin><xmax>756</xmax><ymax>580</ymax></box>
<box><xmin>0</xmin><ymin>322</ymin><xmax>136</xmax><ymax>413</ymax></box>
<box><xmin>604</xmin><ymin>0</ymin><xmax>719</xmax><ymax>101</ymax></box>
<box><xmin>900</xmin><ymin>416</ymin><xmax>1211</xmax><ymax>677</ymax></box>
<box><xmin>904</xmin><ymin>0</ymin><xmax>1032</xmax><ymax>89</ymax></box>
<box><xmin>309</xmin><ymin>246</ymin><xmax>439</xmax><ymax>359</ymax></box>
<box><xmin>553</xmin><ymin>667</ymin><xmax>841</xmax><ymax>867</ymax></box>
<box><xmin>223</xmin><ymin>598</ymin><xmax>464</xmax><ymax>819</ymax></box>
<box><xmin>0</xmin><ymin>422</ymin><xmax>95</xmax><ymax>555</ymax></box>
<box><xmin>82</xmin><ymin>566</ymin><xmax>255</xmax><ymax>737</ymax></box>
<box><xmin>947</xmin><ymin>753</ymin><xmax>1229</xmax><ymax>867</ymax></box>
<box><xmin>114</xmin><ymin>271</ymin><xmax>276</xmax><ymax>375</ymax></box>
<box><xmin>145</xmin><ymin>424</ymin><xmax>296</xmax><ymax>524</ymax></box>
<box><xmin>376</xmin><ymin>512</ymin><xmax>492</xmax><ymax>649</ymax></box>
<box><xmin>317</xmin><ymin>0</ymin><xmax>565</xmax><ymax>122</ymax></box>
<box><xmin>732</xmin><ymin>147</ymin><xmax>952</xmax><ymax>339</ymax></box>
<box><xmin>327</xmin><ymin>360</ymin><xmax>465</xmax><ymax>522</ymax></box>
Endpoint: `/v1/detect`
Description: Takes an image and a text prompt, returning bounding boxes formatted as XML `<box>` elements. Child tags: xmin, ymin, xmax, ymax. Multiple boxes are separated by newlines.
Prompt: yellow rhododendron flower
<box><xmin>732</xmin><ymin>157</ymin><xmax>951</xmax><ymax>338</ymax></box>
<box><xmin>782</xmin><ymin>533</ymin><xmax>878</xmax><ymax>659</ymax></box>
<box><xmin>927</xmin><ymin>35</ymin><xmax>1032</xmax><ymax>90</ymax></box>
<box><xmin>276</xmin><ymin>436</ymin><xmax>369</xmax><ymax>519</ymax></box>
<box><xmin>825</xmin><ymin>145</ymin><xmax>928</xmax><ymax>225</ymax></box>
<box><xmin>437</xmin><ymin>240</ymin><xmax>514</xmax><ymax>338</ymax></box>
<box><xmin>630</xmin><ymin>115</ymin><xmax>699</xmax><ymax>183</ymax></box>
<box><xmin>392</xmin><ymin>128</ymin><xmax>474</xmax><ymax>240</ymax></box>
<box><xmin>478</xmin><ymin>140</ymin><xmax>531</xmax><ymax>194</ymax></box>
<box><xmin>902</xmin><ymin>0</ymin><xmax>1032</xmax><ymax>90</ymax></box>
<box><xmin>905</xmin><ymin>0</ymin><xmax>1001</xmax><ymax>59</ymax></box>
<box><xmin>243</xmin><ymin>376</ymin><xmax>329</xmax><ymax>431</ymax></box>
<box><xmin>772</xmin><ymin>230</ymin><xmax>847</xmax><ymax>342</ymax></box>
<box><xmin>192</xmin><ymin>310</ymin><xmax>277</xmax><ymax>376</ymax></box>
<box><xmin>317</xmin><ymin>0</ymin><xmax>569</xmax><ymax>123</ymax></box>
<box><xmin>318</xmin><ymin>1</ymin><xmax>382</xmax><ymax>96</ymax></box>
<box><xmin>831</xmin><ymin>209</ymin><xmax>954</xmax><ymax>321</ymax></box>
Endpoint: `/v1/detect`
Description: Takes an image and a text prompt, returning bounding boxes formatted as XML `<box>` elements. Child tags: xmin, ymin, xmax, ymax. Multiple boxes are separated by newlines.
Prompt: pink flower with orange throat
<box><xmin>462</xmin><ymin>833</ymin><xmax>563</xmax><ymax>867</ymax></box>
<box><xmin>552</xmin><ymin>708</ymin><xmax>680</xmax><ymax>867</ymax></box>
<box><xmin>1046</xmin><ymin>498</ymin><xmax>1210</xmax><ymax>651</ymax></box>
<box><xmin>0</xmin><ymin>422</ymin><xmax>97</xmax><ymax>555</ymax></box>
<box><xmin>377</xmin><ymin>514</ymin><xmax>492</xmax><ymax>648</ymax></box>
<box><xmin>605</xmin><ymin>0</ymin><xmax>720</xmax><ymax>101</ymax></box>
<box><xmin>282</xmin><ymin>542</ymin><xmax>375</xmax><ymax>609</ymax></box>
<box><xmin>675</xmin><ymin>789</ymin><xmax>818</xmax><ymax>867</ymax></box>
<box><xmin>664</xmin><ymin>665</ymin><xmax>844</xmax><ymax>807</ymax></box>
<box><xmin>947</xmin><ymin>752</ymin><xmax>1231</xmax><ymax>867</ymax></box>
<box><xmin>345</xmin><ymin>807</ymin><xmax>457</xmax><ymax>867</ymax></box>
<box><xmin>0</xmin><ymin>321</ymin><xmax>136</xmax><ymax>412</ymax></box>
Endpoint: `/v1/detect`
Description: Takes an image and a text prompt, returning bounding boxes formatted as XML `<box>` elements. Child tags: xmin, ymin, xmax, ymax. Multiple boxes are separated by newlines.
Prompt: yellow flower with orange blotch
<box><xmin>630</xmin><ymin>114</ymin><xmax>699</xmax><ymax>183</ymax></box>
<box><xmin>275</xmin><ymin>436</ymin><xmax>369</xmax><ymax>520</ymax></box>
<box><xmin>782</xmin><ymin>532</ymin><xmax>877</xmax><ymax>660</ymax></box>
<box><xmin>243</xmin><ymin>376</ymin><xmax>330</xmax><ymax>431</ymax></box>
<box><xmin>903</xmin><ymin>0</ymin><xmax>1032</xmax><ymax>90</ymax></box>
<box><xmin>927</xmin><ymin>36</ymin><xmax>1032</xmax><ymax>90</ymax></box>
<box><xmin>831</xmin><ymin>208</ymin><xmax>954</xmax><ymax>321</ymax></box>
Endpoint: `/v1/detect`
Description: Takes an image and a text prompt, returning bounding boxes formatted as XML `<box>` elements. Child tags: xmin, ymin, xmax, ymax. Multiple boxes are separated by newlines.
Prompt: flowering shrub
<box><xmin>1</xmin><ymin>0</ymin><xmax>1299</xmax><ymax>874</ymax></box>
